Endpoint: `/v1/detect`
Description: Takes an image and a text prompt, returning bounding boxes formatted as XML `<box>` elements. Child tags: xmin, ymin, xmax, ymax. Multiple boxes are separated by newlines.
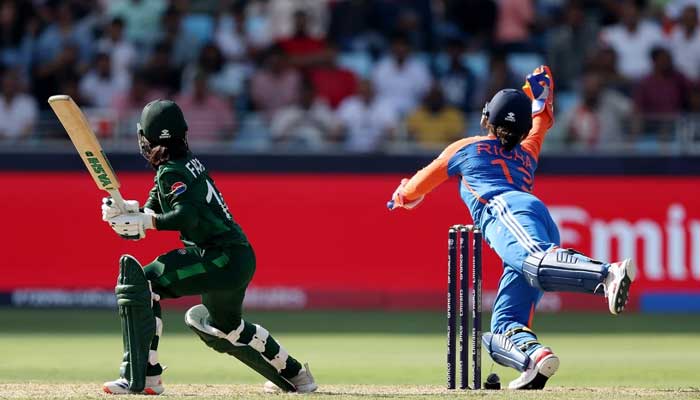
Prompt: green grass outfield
<box><xmin>0</xmin><ymin>309</ymin><xmax>698</xmax><ymax>400</ymax></box>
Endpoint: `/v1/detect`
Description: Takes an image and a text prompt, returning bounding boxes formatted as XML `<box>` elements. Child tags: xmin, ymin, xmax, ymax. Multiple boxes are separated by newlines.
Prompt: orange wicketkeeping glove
<box><xmin>522</xmin><ymin>65</ymin><xmax>554</xmax><ymax>120</ymax></box>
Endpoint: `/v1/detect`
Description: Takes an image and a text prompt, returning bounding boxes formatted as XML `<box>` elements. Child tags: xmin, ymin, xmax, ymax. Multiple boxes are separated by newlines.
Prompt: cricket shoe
<box><xmin>508</xmin><ymin>347</ymin><xmax>559</xmax><ymax>390</ymax></box>
<box><xmin>263</xmin><ymin>363</ymin><xmax>317</xmax><ymax>393</ymax></box>
<box><xmin>603</xmin><ymin>258</ymin><xmax>636</xmax><ymax>315</ymax></box>
<box><xmin>103</xmin><ymin>376</ymin><xmax>164</xmax><ymax>395</ymax></box>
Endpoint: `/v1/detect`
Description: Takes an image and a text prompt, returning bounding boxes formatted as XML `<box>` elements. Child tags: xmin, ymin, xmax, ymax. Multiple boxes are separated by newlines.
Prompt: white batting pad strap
<box><xmin>147</xmin><ymin>281</ymin><xmax>160</xmax><ymax>306</ymax></box>
<box><xmin>249</xmin><ymin>324</ymin><xmax>269</xmax><ymax>353</ymax></box>
<box><xmin>224</xmin><ymin>320</ymin><xmax>245</xmax><ymax>345</ymax></box>
<box><xmin>155</xmin><ymin>317</ymin><xmax>163</xmax><ymax>337</ymax></box>
<box><xmin>269</xmin><ymin>347</ymin><xmax>289</xmax><ymax>372</ymax></box>
<box><xmin>148</xmin><ymin>350</ymin><xmax>159</xmax><ymax>365</ymax></box>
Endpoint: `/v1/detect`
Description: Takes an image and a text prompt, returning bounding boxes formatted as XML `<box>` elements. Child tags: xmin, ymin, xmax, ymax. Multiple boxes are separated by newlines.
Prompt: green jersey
<box><xmin>144</xmin><ymin>154</ymin><xmax>249</xmax><ymax>248</ymax></box>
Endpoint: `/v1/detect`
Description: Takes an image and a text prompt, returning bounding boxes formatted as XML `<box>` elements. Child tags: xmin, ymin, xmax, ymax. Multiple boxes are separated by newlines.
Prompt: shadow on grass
<box><xmin>0</xmin><ymin>308</ymin><xmax>698</xmax><ymax>335</ymax></box>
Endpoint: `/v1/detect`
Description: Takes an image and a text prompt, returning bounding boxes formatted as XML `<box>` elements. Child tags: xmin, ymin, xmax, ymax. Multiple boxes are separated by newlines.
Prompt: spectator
<box><xmin>327</xmin><ymin>0</ymin><xmax>379</xmax><ymax>51</ymax></box>
<box><xmin>635</xmin><ymin>47</ymin><xmax>690</xmax><ymax>114</ymax></box>
<box><xmin>669</xmin><ymin>5</ymin><xmax>700</xmax><ymax>82</ymax></box>
<box><xmin>32</xmin><ymin>43</ymin><xmax>82</xmax><ymax>108</ymax></box>
<box><xmin>112</xmin><ymin>72</ymin><xmax>166</xmax><ymax>135</ymax></box>
<box><xmin>79</xmin><ymin>53</ymin><xmax>130</xmax><ymax>108</ymax></box>
<box><xmin>157</xmin><ymin>6</ymin><xmax>201</xmax><ymax>68</ymax></box>
<box><xmin>58</xmin><ymin>75</ymin><xmax>88</xmax><ymax>107</ymax></box>
<box><xmin>0</xmin><ymin>0</ymin><xmax>36</xmax><ymax>71</ymax></box>
<box><xmin>35</xmin><ymin>3</ymin><xmax>93</xmax><ymax>67</ymax></box>
<box><xmin>600</xmin><ymin>0</ymin><xmax>664</xmax><ymax>80</ymax></box>
<box><xmin>634</xmin><ymin>47</ymin><xmax>691</xmax><ymax>137</ymax></box>
<box><xmin>548</xmin><ymin>2</ymin><xmax>600</xmax><ymax>90</ymax></box>
<box><xmin>665</xmin><ymin>0</ymin><xmax>700</xmax><ymax>20</ymax></box>
<box><xmin>268</xmin><ymin>0</ymin><xmax>329</xmax><ymax>40</ymax></box>
<box><xmin>242</xmin><ymin>0</ymin><xmax>274</xmax><ymax>50</ymax></box>
<box><xmin>215</xmin><ymin>2</ymin><xmax>251</xmax><ymax>61</ymax></box>
<box><xmin>478</xmin><ymin>51</ymin><xmax>519</xmax><ymax>107</ymax></box>
<box><xmin>588</xmin><ymin>46</ymin><xmax>630</xmax><ymax>94</ymax></box>
<box><xmin>365</xmin><ymin>0</ymin><xmax>434</xmax><ymax>51</ymax></box>
<box><xmin>437</xmin><ymin>38</ymin><xmax>477</xmax><ymax>112</ymax></box>
<box><xmin>336</xmin><ymin>79</ymin><xmax>398</xmax><ymax>152</ymax></box>
<box><xmin>175</xmin><ymin>72</ymin><xmax>236</xmax><ymax>141</ymax></box>
<box><xmin>97</xmin><ymin>18</ymin><xmax>136</xmax><ymax>78</ymax></box>
<box><xmin>182</xmin><ymin>43</ymin><xmax>248</xmax><ymax>98</ymax></box>
<box><xmin>393</xmin><ymin>5</ymin><xmax>433</xmax><ymax>51</ymax></box>
<box><xmin>142</xmin><ymin>42</ymin><xmax>182</xmax><ymax>95</ymax></box>
<box><xmin>371</xmin><ymin>33</ymin><xmax>431</xmax><ymax>116</ymax></box>
<box><xmin>406</xmin><ymin>84</ymin><xmax>466</xmax><ymax>148</ymax></box>
<box><xmin>250</xmin><ymin>45</ymin><xmax>301</xmax><ymax>117</ymax></box>
<box><xmin>445</xmin><ymin>0</ymin><xmax>497</xmax><ymax>49</ymax></box>
<box><xmin>277</xmin><ymin>10</ymin><xmax>331</xmax><ymax>69</ymax></box>
<box><xmin>309</xmin><ymin>45</ymin><xmax>358</xmax><ymax>109</ymax></box>
<box><xmin>0</xmin><ymin>69</ymin><xmax>37</xmax><ymax>140</ymax></box>
<box><xmin>270</xmin><ymin>81</ymin><xmax>339</xmax><ymax>149</ymax></box>
<box><xmin>560</xmin><ymin>71</ymin><xmax>632</xmax><ymax>148</ymax></box>
<box><xmin>494</xmin><ymin>0</ymin><xmax>535</xmax><ymax>51</ymax></box>
<box><xmin>108</xmin><ymin>0</ymin><xmax>167</xmax><ymax>46</ymax></box>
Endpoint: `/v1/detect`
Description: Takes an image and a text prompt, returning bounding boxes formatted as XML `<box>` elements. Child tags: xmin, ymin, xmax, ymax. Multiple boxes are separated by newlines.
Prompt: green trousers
<box><xmin>142</xmin><ymin>243</ymin><xmax>302</xmax><ymax>379</ymax></box>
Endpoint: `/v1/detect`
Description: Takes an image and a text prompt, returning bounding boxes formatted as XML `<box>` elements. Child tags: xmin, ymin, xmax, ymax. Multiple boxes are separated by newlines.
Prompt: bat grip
<box><xmin>108</xmin><ymin>190</ymin><xmax>128</xmax><ymax>213</ymax></box>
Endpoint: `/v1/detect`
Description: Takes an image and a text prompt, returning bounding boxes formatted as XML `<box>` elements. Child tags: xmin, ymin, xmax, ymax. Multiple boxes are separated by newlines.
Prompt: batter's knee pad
<box><xmin>482</xmin><ymin>332</ymin><xmax>530</xmax><ymax>372</ymax></box>
<box><xmin>115</xmin><ymin>255</ymin><xmax>157</xmax><ymax>392</ymax></box>
<box><xmin>522</xmin><ymin>248</ymin><xmax>607</xmax><ymax>294</ymax></box>
<box><xmin>184</xmin><ymin>304</ymin><xmax>295</xmax><ymax>392</ymax></box>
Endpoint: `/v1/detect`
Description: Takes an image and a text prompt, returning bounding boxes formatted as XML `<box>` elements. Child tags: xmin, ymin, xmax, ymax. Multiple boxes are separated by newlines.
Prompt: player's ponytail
<box><xmin>146</xmin><ymin>139</ymin><xmax>188</xmax><ymax>169</ymax></box>
<box><xmin>486</xmin><ymin>124</ymin><xmax>523</xmax><ymax>151</ymax></box>
<box><xmin>488</xmin><ymin>124</ymin><xmax>522</xmax><ymax>151</ymax></box>
<box><xmin>147</xmin><ymin>145</ymin><xmax>170</xmax><ymax>168</ymax></box>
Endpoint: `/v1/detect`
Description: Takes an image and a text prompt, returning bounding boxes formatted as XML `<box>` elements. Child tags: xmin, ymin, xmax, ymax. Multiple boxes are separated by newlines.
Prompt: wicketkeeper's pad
<box><xmin>482</xmin><ymin>332</ymin><xmax>531</xmax><ymax>372</ymax></box>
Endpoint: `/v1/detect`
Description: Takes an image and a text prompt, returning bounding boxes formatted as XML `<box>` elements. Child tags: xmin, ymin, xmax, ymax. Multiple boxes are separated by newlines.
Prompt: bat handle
<box><xmin>108</xmin><ymin>189</ymin><xmax>128</xmax><ymax>213</ymax></box>
<box><xmin>386</xmin><ymin>200</ymin><xmax>395</xmax><ymax>210</ymax></box>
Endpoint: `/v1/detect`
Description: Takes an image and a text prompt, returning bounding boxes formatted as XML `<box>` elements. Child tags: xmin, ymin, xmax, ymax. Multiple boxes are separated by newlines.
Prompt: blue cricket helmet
<box><xmin>484</xmin><ymin>89</ymin><xmax>533</xmax><ymax>138</ymax></box>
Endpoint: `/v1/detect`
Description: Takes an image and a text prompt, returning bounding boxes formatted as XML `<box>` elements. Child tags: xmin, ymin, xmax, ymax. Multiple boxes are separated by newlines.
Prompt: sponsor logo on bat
<box><xmin>84</xmin><ymin>151</ymin><xmax>112</xmax><ymax>187</ymax></box>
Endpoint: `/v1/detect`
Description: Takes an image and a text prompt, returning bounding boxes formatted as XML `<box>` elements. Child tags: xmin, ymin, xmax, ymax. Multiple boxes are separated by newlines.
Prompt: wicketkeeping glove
<box><xmin>522</xmin><ymin>65</ymin><xmax>554</xmax><ymax>119</ymax></box>
<box><xmin>390</xmin><ymin>178</ymin><xmax>425</xmax><ymax>210</ymax></box>
<box><xmin>108</xmin><ymin>213</ymin><xmax>155</xmax><ymax>240</ymax></box>
<box><xmin>101</xmin><ymin>197</ymin><xmax>139</xmax><ymax>221</ymax></box>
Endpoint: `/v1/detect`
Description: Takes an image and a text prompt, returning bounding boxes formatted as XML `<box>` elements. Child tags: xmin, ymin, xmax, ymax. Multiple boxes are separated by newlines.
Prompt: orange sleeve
<box><xmin>402</xmin><ymin>137</ymin><xmax>484</xmax><ymax>201</ymax></box>
<box><xmin>520</xmin><ymin>113</ymin><xmax>553</xmax><ymax>160</ymax></box>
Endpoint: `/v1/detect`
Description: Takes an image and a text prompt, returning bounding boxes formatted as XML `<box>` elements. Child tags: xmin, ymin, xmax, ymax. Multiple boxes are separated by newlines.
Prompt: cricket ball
<box><xmin>484</xmin><ymin>373</ymin><xmax>501</xmax><ymax>390</ymax></box>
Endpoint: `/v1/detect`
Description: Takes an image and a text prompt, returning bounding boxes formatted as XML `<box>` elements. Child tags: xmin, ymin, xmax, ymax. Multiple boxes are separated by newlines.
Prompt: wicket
<box><xmin>447</xmin><ymin>225</ymin><xmax>482</xmax><ymax>390</ymax></box>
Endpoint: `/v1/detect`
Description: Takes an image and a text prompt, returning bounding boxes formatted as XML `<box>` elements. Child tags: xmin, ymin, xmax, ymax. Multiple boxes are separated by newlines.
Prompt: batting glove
<box><xmin>101</xmin><ymin>197</ymin><xmax>139</xmax><ymax>221</ymax></box>
<box><xmin>390</xmin><ymin>178</ymin><xmax>425</xmax><ymax>210</ymax></box>
<box><xmin>522</xmin><ymin>65</ymin><xmax>554</xmax><ymax>119</ymax></box>
<box><xmin>108</xmin><ymin>213</ymin><xmax>155</xmax><ymax>240</ymax></box>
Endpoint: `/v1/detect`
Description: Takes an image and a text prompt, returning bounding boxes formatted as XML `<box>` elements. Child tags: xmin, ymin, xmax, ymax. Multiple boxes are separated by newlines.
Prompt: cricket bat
<box><xmin>48</xmin><ymin>95</ymin><xmax>127</xmax><ymax>211</ymax></box>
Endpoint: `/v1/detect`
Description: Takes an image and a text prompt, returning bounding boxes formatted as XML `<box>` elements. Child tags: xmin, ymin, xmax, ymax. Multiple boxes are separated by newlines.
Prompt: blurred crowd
<box><xmin>0</xmin><ymin>0</ymin><xmax>699</xmax><ymax>153</ymax></box>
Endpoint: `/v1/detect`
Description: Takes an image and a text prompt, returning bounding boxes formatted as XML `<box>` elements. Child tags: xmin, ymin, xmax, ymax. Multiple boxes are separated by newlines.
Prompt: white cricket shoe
<box><xmin>103</xmin><ymin>375</ymin><xmax>164</xmax><ymax>395</ymax></box>
<box><xmin>604</xmin><ymin>258</ymin><xmax>636</xmax><ymax>315</ymax></box>
<box><xmin>263</xmin><ymin>363</ymin><xmax>317</xmax><ymax>393</ymax></box>
<box><xmin>508</xmin><ymin>347</ymin><xmax>559</xmax><ymax>390</ymax></box>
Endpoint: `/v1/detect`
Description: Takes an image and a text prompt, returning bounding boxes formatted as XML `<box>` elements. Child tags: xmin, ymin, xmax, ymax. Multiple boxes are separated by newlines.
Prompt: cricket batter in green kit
<box><xmin>101</xmin><ymin>100</ymin><xmax>317</xmax><ymax>395</ymax></box>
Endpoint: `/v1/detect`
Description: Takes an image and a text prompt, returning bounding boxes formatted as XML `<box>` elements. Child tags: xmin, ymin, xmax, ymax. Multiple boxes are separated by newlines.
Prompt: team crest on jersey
<box><xmin>170</xmin><ymin>181</ymin><xmax>187</xmax><ymax>197</ymax></box>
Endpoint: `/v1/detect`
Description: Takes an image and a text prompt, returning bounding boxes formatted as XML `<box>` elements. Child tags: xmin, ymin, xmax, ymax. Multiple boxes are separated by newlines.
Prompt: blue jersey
<box><xmin>447</xmin><ymin>137</ymin><xmax>538</xmax><ymax>225</ymax></box>
<box><xmin>398</xmin><ymin>114</ymin><xmax>551</xmax><ymax>226</ymax></box>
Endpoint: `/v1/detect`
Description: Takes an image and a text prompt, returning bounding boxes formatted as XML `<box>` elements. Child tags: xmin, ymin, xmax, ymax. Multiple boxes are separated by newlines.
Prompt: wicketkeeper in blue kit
<box><xmin>389</xmin><ymin>66</ymin><xmax>636</xmax><ymax>389</ymax></box>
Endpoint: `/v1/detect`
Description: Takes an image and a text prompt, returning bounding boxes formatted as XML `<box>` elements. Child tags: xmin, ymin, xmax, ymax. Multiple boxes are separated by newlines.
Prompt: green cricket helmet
<box><xmin>137</xmin><ymin>99</ymin><xmax>188</xmax><ymax>158</ymax></box>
